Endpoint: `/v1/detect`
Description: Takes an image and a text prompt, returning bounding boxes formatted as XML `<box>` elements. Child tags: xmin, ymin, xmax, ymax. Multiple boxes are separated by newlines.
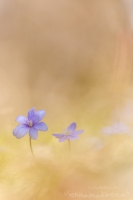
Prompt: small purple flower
<box><xmin>52</xmin><ymin>122</ymin><xmax>84</xmax><ymax>142</ymax></box>
<box><xmin>13</xmin><ymin>108</ymin><xmax>48</xmax><ymax>140</ymax></box>
<box><xmin>101</xmin><ymin>121</ymin><xmax>128</xmax><ymax>135</ymax></box>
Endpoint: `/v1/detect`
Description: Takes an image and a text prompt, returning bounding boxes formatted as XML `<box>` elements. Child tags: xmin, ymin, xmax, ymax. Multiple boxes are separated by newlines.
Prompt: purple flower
<box><xmin>52</xmin><ymin>122</ymin><xmax>84</xmax><ymax>142</ymax></box>
<box><xmin>101</xmin><ymin>122</ymin><xmax>128</xmax><ymax>135</ymax></box>
<box><xmin>13</xmin><ymin>108</ymin><xmax>48</xmax><ymax>140</ymax></box>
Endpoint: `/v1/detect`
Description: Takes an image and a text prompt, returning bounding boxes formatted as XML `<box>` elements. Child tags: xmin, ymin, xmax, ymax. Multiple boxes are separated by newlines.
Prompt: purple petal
<box><xmin>16</xmin><ymin>116</ymin><xmax>27</xmax><ymax>124</ymax></box>
<box><xmin>33</xmin><ymin>110</ymin><xmax>46</xmax><ymax>123</ymax></box>
<box><xmin>33</xmin><ymin>122</ymin><xmax>48</xmax><ymax>131</ymax></box>
<box><xmin>29</xmin><ymin>127</ymin><xmax>38</xmax><ymax>140</ymax></box>
<box><xmin>67</xmin><ymin>122</ymin><xmax>76</xmax><ymax>132</ymax></box>
<box><xmin>52</xmin><ymin>133</ymin><xmax>64</xmax><ymax>138</ymax></box>
<box><xmin>67</xmin><ymin>135</ymin><xmax>76</xmax><ymax>140</ymax></box>
<box><xmin>72</xmin><ymin>130</ymin><xmax>84</xmax><ymax>137</ymax></box>
<box><xmin>28</xmin><ymin>108</ymin><xmax>35</xmax><ymax>120</ymax></box>
<box><xmin>13</xmin><ymin>125</ymin><xmax>29</xmax><ymax>139</ymax></box>
<box><xmin>59</xmin><ymin>136</ymin><xmax>67</xmax><ymax>142</ymax></box>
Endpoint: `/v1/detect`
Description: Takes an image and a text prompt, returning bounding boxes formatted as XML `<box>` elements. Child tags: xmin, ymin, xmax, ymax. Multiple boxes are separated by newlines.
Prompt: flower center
<box><xmin>27</xmin><ymin>119</ymin><xmax>33</xmax><ymax>127</ymax></box>
<box><xmin>62</xmin><ymin>129</ymin><xmax>70</xmax><ymax>135</ymax></box>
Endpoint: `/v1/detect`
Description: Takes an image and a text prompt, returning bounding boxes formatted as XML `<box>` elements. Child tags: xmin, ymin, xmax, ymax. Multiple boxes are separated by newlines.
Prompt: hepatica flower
<box><xmin>13</xmin><ymin>108</ymin><xmax>48</xmax><ymax>140</ymax></box>
<box><xmin>52</xmin><ymin>122</ymin><xmax>84</xmax><ymax>142</ymax></box>
<box><xmin>101</xmin><ymin>121</ymin><xmax>129</xmax><ymax>136</ymax></box>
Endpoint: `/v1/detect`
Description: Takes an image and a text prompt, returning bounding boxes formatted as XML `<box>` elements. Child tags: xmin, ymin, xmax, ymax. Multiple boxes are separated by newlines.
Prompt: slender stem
<box><xmin>68</xmin><ymin>139</ymin><xmax>71</xmax><ymax>157</ymax></box>
<box><xmin>29</xmin><ymin>137</ymin><xmax>36</xmax><ymax>161</ymax></box>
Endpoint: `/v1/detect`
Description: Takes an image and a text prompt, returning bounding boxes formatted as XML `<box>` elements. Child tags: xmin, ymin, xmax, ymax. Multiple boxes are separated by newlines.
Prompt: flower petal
<box><xmin>13</xmin><ymin>125</ymin><xmax>29</xmax><ymax>139</ymax></box>
<box><xmin>28</xmin><ymin>108</ymin><xmax>35</xmax><ymax>120</ymax></box>
<box><xmin>33</xmin><ymin>122</ymin><xmax>48</xmax><ymax>131</ymax></box>
<box><xmin>67</xmin><ymin>135</ymin><xmax>76</xmax><ymax>140</ymax></box>
<box><xmin>29</xmin><ymin>127</ymin><xmax>38</xmax><ymax>140</ymax></box>
<box><xmin>33</xmin><ymin>110</ymin><xmax>46</xmax><ymax>123</ymax></box>
<box><xmin>16</xmin><ymin>116</ymin><xmax>27</xmax><ymax>124</ymax></box>
<box><xmin>72</xmin><ymin>130</ymin><xmax>84</xmax><ymax>137</ymax></box>
<box><xmin>59</xmin><ymin>136</ymin><xmax>67</xmax><ymax>142</ymax></box>
<box><xmin>102</xmin><ymin>127</ymin><xmax>114</xmax><ymax>135</ymax></box>
<box><xmin>67</xmin><ymin>122</ymin><xmax>76</xmax><ymax>132</ymax></box>
<box><xmin>52</xmin><ymin>133</ymin><xmax>64</xmax><ymax>138</ymax></box>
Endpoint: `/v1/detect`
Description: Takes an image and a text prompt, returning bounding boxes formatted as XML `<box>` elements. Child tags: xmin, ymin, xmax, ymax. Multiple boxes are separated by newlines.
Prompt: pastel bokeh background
<box><xmin>0</xmin><ymin>0</ymin><xmax>133</xmax><ymax>199</ymax></box>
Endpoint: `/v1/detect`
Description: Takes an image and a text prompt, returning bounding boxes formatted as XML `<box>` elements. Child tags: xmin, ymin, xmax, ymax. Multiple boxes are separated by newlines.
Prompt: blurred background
<box><xmin>0</xmin><ymin>0</ymin><xmax>133</xmax><ymax>199</ymax></box>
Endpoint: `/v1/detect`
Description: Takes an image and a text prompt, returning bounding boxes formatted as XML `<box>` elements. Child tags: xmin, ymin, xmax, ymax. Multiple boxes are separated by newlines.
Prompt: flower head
<box><xmin>13</xmin><ymin>108</ymin><xmax>48</xmax><ymax>140</ymax></box>
<box><xmin>101</xmin><ymin>121</ymin><xmax>128</xmax><ymax>135</ymax></box>
<box><xmin>52</xmin><ymin>122</ymin><xmax>84</xmax><ymax>142</ymax></box>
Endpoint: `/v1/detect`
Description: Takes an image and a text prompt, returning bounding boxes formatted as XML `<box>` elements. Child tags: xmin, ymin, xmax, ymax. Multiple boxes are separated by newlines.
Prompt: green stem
<box><xmin>29</xmin><ymin>137</ymin><xmax>35</xmax><ymax>161</ymax></box>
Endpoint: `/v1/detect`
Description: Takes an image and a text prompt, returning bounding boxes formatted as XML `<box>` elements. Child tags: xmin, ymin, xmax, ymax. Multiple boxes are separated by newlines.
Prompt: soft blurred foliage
<box><xmin>0</xmin><ymin>0</ymin><xmax>133</xmax><ymax>199</ymax></box>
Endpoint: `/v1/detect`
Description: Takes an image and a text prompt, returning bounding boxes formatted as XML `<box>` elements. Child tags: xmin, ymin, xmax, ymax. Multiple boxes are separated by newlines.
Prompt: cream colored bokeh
<box><xmin>0</xmin><ymin>1</ymin><xmax>133</xmax><ymax>200</ymax></box>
